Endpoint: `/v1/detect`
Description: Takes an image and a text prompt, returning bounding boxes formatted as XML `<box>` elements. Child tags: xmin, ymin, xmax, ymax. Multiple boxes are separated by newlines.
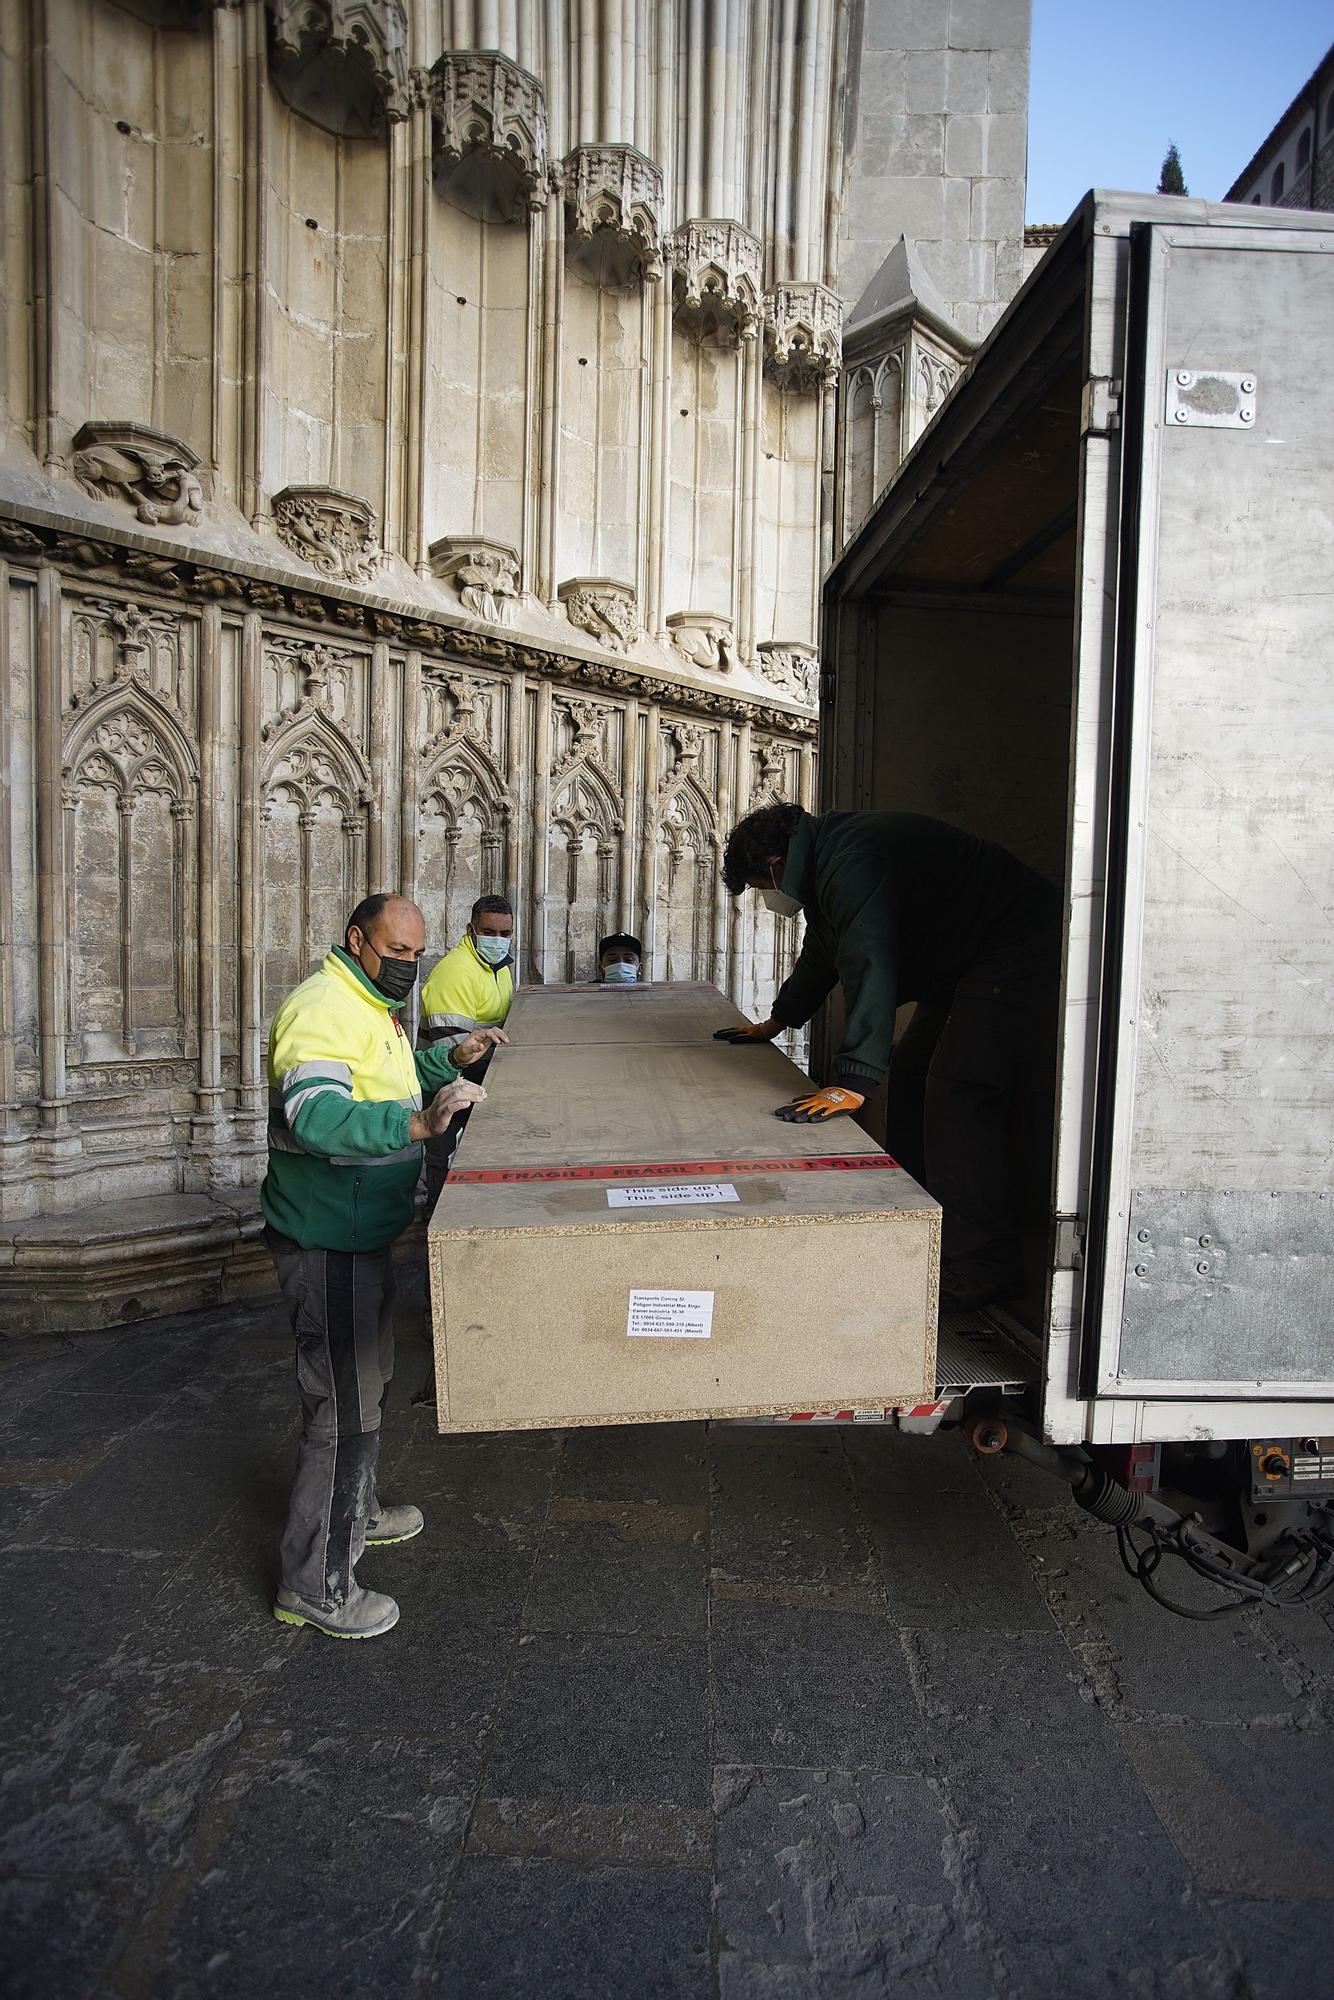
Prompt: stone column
<box><xmin>34</xmin><ymin>565</ymin><xmax>69</xmax><ymax>1137</ymax></box>
<box><xmin>0</xmin><ymin>561</ymin><xmax>18</xmax><ymax>1131</ymax></box>
<box><xmin>537</xmin><ymin>173</ymin><xmax>565</xmax><ymax>605</ymax></box>
<box><xmin>193</xmin><ymin>602</ymin><xmax>225</xmax><ymax>1134</ymax></box>
<box><xmin>368</xmin><ymin>640</ymin><xmax>393</xmax><ymax>888</ymax></box>
<box><xmin>399</xmin><ymin>648</ymin><xmax>423</xmax><ymax>898</ymax></box>
<box><xmin>237</xmin><ymin>612</ymin><xmax>265</xmax><ymax>1129</ymax></box>
<box><xmin>638</xmin><ymin>698</ymin><xmax>659</xmax><ymax>970</ymax></box>
<box><xmin>619</xmin><ymin>693</ymin><xmax>640</xmax><ymax>933</ymax></box>
<box><xmin>532</xmin><ymin>676</ymin><xmax>553</xmax><ymax>977</ymax></box>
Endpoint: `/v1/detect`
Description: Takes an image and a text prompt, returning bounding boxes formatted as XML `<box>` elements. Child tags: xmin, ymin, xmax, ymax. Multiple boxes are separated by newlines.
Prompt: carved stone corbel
<box><xmin>666</xmin><ymin>611</ymin><xmax>734</xmax><ymax>673</ymax></box>
<box><xmin>272</xmin><ymin>485</ymin><xmax>384</xmax><ymax>584</ymax></box>
<box><xmin>428</xmin><ymin>537</ymin><xmax>521</xmax><ymax>626</ymax></box>
<box><xmin>756</xmin><ymin>640</ymin><xmax>820</xmax><ymax>707</ymax></box>
<box><xmin>763</xmin><ymin>284</ymin><xmax>844</xmax><ymax>389</ymax></box>
<box><xmin>267</xmin><ymin>0</ymin><xmax>410</xmax><ymax>136</ymax></box>
<box><xmin>429</xmin><ymin>51</ymin><xmax>548</xmax><ymax>224</ymax></box>
<box><xmin>71</xmin><ymin>422</ymin><xmax>206</xmax><ymax>530</ymax></box>
<box><xmin>669</xmin><ymin>221</ymin><xmax>763</xmax><ymax>346</ymax></box>
<box><xmin>563</xmin><ymin>145</ymin><xmax>664</xmax><ymax>288</ymax></box>
<box><xmin>558</xmin><ymin>577</ymin><xmax>639</xmax><ymax>654</ymax></box>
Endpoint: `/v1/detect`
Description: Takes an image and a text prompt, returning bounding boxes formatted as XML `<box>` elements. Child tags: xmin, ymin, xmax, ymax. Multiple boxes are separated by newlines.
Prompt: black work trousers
<box><xmin>884</xmin><ymin>933</ymin><xmax>1059</xmax><ymax>1289</ymax></box>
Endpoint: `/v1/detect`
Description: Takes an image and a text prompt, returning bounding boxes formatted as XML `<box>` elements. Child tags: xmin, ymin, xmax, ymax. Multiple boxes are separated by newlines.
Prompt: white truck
<box><xmin>817</xmin><ymin>190</ymin><xmax>1334</xmax><ymax>1618</ymax></box>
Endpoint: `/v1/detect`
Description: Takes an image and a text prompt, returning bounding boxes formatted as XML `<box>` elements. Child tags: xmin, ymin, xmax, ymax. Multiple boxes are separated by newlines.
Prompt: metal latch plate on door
<box><xmin>1164</xmin><ymin>369</ymin><xmax>1257</xmax><ymax>429</ymax></box>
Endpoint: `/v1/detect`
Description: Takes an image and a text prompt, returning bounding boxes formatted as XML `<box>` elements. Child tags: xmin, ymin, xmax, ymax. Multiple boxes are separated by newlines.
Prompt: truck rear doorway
<box><xmin>819</xmin><ymin>296</ymin><xmax>1088</xmax><ymax>1345</ymax></box>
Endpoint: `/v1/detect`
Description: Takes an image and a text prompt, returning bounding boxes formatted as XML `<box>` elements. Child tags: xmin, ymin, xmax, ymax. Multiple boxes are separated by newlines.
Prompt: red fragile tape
<box><xmin>450</xmin><ymin>1153</ymin><xmax>902</xmax><ymax>1185</ymax></box>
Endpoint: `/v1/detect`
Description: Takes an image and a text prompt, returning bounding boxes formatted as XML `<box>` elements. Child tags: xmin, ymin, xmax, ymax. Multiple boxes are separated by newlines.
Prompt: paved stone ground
<box><xmin>2</xmin><ymin>1283</ymin><xmax>1333</xmax><ymax>1999</ymax></box>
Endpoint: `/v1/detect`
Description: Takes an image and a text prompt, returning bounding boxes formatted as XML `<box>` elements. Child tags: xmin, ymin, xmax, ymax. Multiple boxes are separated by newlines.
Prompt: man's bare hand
<box><xmin>409</xmin><ymin>1081</ymin><xmax>486</xmax><ymax>1141</ymax></box>
<box><xmin>452</xmin><ymin>1025</ymin><xmax>511</xmax><ymax>1068</ymax></box>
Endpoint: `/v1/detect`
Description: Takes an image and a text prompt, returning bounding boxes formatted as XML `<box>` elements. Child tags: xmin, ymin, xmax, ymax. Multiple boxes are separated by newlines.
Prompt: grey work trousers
<box><xmin>267</xmin><ymin>1228</ymin><xmax>395</xmax><ymax>1607</ymax></box>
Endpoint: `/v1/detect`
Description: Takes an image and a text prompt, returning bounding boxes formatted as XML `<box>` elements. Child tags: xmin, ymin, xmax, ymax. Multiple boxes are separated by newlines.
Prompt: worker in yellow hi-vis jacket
<box><xmin>417</xmin><ymin>893</ymin><xmax>515</xmax><ymax>1207</ymax></box>
<box><xmin>262</xmin><ymin>892</ymin><xmax>506</xmax><ymax>1641</ymax></box>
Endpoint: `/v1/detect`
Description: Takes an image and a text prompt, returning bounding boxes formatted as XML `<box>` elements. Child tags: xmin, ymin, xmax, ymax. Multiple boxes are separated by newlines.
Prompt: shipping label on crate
<box><xmin>607</xmin><ymin>1183</ymin><xmax>739</xmax><ymax>1209</ymax></box>
<box><xmin>626</xmin><ymin>1289</ymin><xmax>715</xmax><ymax>1339</ymax></box>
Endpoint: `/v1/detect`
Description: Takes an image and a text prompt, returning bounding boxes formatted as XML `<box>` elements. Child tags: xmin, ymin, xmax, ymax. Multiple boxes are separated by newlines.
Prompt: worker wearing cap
<box><xmin>418</xmin><ymin>894</ymin><xmax>515</xmax><ymax>1207</ymax></box>
<box><xmin>597</xmin><ymin>931</ymin><xmax>643</xmax><ymax>984</ymax></box>
<box><xmin>716</xmin><ymin>803</ymin><xmax>1060</xmax><ymax>1311</ymax></box>
<box><xmin>263</xmin><ymin>892</ymin><xmax>505</xmax><ymax>1640</ymax></box>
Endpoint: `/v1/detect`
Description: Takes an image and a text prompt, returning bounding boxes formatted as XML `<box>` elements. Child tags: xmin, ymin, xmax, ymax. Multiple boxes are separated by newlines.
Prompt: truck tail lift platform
<box><xmin>818</xmin><ymin>189</ymin><xmax>1334</xmax><ymax>1619</ymax></box>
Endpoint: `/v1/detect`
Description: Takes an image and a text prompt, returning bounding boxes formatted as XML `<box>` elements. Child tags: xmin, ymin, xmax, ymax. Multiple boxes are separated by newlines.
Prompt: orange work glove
<box><xmin>774</xmin><ymin>1085</ymin><xmax>865</xmax><ymax>1123</ymax></box>
<box><xmin>713</xmin><ymin>1017</ymin><xmax>782</xmax><ymax>1044</ymax></box>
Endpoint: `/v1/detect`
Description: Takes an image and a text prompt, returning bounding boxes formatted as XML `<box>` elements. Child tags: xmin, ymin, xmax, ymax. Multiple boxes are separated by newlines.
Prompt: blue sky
<box><xmin>1025</xmin><ymin>1</ymin><xmax>1333</xmax><ymax>223</ymax></box>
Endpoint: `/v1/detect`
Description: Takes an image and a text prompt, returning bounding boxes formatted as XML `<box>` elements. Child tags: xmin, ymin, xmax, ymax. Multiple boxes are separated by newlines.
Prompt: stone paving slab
<box><xmin>2</xmin><ymin>1294</ymin><xmax>1333</xmax><ymax>1997</ymax></box>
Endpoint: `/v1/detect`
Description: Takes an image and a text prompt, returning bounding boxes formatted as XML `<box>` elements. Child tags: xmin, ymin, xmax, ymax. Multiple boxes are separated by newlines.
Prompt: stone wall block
<box><xmin>949</xmin><ymin>0</ymin><xmax>1030</xmax><ymax>51</ymax></box>
<box><xmin>867</xmin><ymin>0</ymin><xmax>949</xmax><ymax>53</ymax></box>
<box><xmin>986</xmin><ymin>45</ymin><xmax>1031</xmax><ymax>115</ymax></box>
<box><xmin>942</xmin><ymin>114</ymin><xmax>983</xmax><ymax>179</ymax></box>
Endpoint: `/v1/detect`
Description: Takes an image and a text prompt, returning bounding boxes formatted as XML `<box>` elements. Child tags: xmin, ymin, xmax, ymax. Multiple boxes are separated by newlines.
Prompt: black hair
<box><xmin>345</xmin><ymin>892</ymin><xmax>394</xmax><ymax>947</ymax></box>
<box><xmin>598</xmin><ymin>932</ymin><xmax>643</xmax><ymax>961</ymax></box>
<box><xmin>471</xmin><ymin>894</ymin><xmax>514</xmax><ymax>924</ymax></box>
<box><xmin>721</xmin><ymin>802</ymin><xmax>803</xmax><ymax>895</ymax></box>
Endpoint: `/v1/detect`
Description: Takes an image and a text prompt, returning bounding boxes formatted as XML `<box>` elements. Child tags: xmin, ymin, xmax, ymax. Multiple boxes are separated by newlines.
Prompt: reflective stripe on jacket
<box><xmin>261</xmin><ymin>946</ymin><xmax>459</xmax><ymax>1252</ymax></box>
<box><xmin>419</xmin><ymin>932</ymin><xmax>514</xmax><ymax>1047</ymax></box>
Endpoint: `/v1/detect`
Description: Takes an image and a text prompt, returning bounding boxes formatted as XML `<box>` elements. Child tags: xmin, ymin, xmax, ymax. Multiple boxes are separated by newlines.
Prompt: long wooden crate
<box><xmin>428</xmin><ymin>983</ymin><xmax>939</xmax><ymax>1432</ymax></box>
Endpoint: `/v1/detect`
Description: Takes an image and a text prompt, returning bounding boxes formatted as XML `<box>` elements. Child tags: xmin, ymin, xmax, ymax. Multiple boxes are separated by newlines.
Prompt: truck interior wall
<box><xmin>860</xmin><ymin>598</ymin><xmax>1076</xmax><ymax>1321</ymax></box>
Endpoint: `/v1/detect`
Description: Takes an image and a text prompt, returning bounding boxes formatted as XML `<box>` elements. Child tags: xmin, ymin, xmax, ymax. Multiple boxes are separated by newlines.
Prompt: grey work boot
<box><xmin>273</xmin><ymin>1583</ymin><xmax>400</xmax><ymax>1639</ymax></box>
<box><xmin>364</xmin><ymin>1502</ymin><xmax>424</xmax><ymax>1546</ymax></box>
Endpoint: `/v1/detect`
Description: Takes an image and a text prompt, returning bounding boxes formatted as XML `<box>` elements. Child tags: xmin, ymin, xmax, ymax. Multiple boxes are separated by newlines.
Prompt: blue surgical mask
<box><xmin>602</xmin><ymin>960</ymin><xmax>639</xmax><ymax>984</ymax></box>
<box><xmin>473</xmin><ymin>932</ymin><xmax>511</xmax><ymax>967</ymax></box>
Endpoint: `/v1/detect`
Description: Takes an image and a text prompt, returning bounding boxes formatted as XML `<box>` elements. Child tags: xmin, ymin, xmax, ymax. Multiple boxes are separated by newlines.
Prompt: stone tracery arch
<box><xmin>260</xmin><ymin>709</ymin><xmax>374</xmax><ymax>1008</ymax></box>
<box><xmin>550</xmin><ymin>753</ymin><xmax>624</xmax><ymax>982</ymax></box>
<box><xmin>62</xmin><ymin>685</ymin><xmax>199</xmax><ymax>1063</ymax></box>
<box><xmin>417</xmin><ymin>732</ymin><xmax>513</xmax><ymax>955</ymax></box>
<box><xmin>654</xmin><ymin>768</ymin><xmax>718</xmax><ymax>983</ymax></box>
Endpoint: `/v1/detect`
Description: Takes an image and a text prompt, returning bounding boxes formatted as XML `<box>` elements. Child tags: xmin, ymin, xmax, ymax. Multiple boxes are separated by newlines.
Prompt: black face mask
<box><xmin>355</xmin><ymin>942</ymin><xmax>418</xmax><ymax>1002</ymax></box>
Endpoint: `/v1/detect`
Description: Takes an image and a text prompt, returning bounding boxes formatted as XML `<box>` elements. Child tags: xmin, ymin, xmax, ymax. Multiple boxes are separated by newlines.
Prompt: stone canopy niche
<box><xmin>670</xmin><ymin>220</ymin><xmax>763</xmax><ymax>346</ymax></box>
<box><xmin>563</xmin><ymin>146</ymin><xmax>664</xmax><ymax>289</ymax></box>
<box><xmin>266</xmin><ymin>0</ymin><xmax>411</xmax><ymax>139</ymax></box>
<box><xmin>430</xmin><ymin>50</ymin><xmax>548</xmax><ymax>225</ymax></box>
<box><xmin>764</xmin><ymin>284</ymin><xmax>844</xmax><ymax>390</ymax></box>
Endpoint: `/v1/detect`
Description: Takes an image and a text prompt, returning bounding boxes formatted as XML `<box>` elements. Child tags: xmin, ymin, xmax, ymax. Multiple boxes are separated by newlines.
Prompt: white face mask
<box><xmin>602</xmin><ymin>960</ymin><xmax>639</xmax><ymax>984</ymax></box>
<box><xmin>473</xmin><ymin>932</ymin><xmax>511</xmax><ymax>967</ymax></box>
<box><xmin>761</xmin><ymin>888</ymin><xmax>802</xmax><ymax>919</ymax></box>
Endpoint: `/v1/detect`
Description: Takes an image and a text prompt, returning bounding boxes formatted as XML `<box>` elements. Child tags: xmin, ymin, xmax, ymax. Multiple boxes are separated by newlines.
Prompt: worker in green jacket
<box><xmin>262</xmin><ymin>891</ymin><xmax>504</xmax><ymax>1640</ymax></box>
<box><xmin>716</xmin><ymin>803</ymin><xmax>1060</xmax><ymax>1310</ymax></box>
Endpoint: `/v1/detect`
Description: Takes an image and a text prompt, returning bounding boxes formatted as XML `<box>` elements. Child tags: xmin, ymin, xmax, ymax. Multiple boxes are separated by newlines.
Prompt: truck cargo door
<box><xmin>1083</xmin><ymin>220</ymin><xmax>1334</xmax><ymax>1400</ymax></box>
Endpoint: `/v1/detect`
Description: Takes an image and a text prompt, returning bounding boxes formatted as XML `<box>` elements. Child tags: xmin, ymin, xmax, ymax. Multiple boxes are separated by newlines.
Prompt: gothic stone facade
<box><xmin>0</xmin><ymin>0</ymin><xmax>1029</xmax><ymax>1328</ymax></box>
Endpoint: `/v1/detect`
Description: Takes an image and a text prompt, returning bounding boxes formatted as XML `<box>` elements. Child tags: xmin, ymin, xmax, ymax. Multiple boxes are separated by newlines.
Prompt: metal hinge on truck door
<box><xmin>1081</xmin><ymin>377</ymin><xmax>1121</xmax><ymax>436</ymax></box>
<box><xmin>1053</xmin><ymin>1215</ymin><xmax>1085</xmax><ymax>1270</ymax></box>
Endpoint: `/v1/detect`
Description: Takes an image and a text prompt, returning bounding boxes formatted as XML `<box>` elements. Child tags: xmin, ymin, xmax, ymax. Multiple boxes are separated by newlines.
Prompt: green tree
<box><xmin>1158</xmin><ymin>142</ymin><xmax>1188</xmax><ymax>196</ymax></box>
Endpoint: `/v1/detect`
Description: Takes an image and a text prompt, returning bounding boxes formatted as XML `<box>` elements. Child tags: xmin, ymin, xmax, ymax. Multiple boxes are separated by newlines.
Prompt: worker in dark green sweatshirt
<box><xmin>717</xmin><ymin>803</ymin><xmax>1060</xmax><ymax>1310</ymax></box>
